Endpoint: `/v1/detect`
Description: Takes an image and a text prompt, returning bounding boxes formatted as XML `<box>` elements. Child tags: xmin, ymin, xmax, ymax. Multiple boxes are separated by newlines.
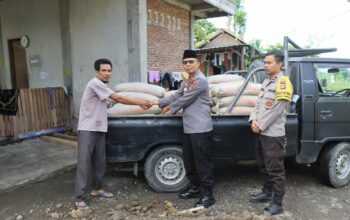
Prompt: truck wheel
<box><xmin>144</xmin><ymin>146</ymin><xmax>189</xmax><ymax>192</ymax></box>
<box><xmin>320</xmin><ymin>142</ymin><xmax>350</xmax><ymax>188</ymax></box>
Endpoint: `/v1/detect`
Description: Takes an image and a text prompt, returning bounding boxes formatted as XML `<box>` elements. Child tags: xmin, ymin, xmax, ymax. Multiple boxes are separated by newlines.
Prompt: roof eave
<box><xmin>203</xmin><ymin>0</ymin><xmax>235</xmax><ymax>15</ymax></box>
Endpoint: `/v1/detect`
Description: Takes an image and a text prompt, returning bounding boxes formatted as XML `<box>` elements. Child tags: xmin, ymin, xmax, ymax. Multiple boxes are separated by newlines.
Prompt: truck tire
<box><xmin>144</xmin><ymin>146</ymin><xmax>189</xmax><ymax>192</ymax></box>
<box><xmin>320</xmin><ymin>142</ymin><xmax>350</xmax><ymax>188</ymax></box>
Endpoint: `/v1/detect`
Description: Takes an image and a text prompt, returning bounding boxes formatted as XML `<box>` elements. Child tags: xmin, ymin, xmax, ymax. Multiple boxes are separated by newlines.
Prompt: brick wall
<box><xmin>147</xmin><ymin>0</ymin><xmax>190</xmax><ymax>73</ymax></box>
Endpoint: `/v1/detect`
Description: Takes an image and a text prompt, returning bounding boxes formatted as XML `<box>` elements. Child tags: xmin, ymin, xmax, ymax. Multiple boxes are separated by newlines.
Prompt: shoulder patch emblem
<box><xmin>265</xmin><ymin>100</ymin><xmax>273</xmax><ymax>109</ymax></box>
<box><xmin>280</xmin><ymin>81</ymin><xmax>286</xmax><ymax>89</ymax></box>
<box><xmin>275</xmin><ymin>76</ymin><xmax>293</xmax><ymax>101</ymax></box>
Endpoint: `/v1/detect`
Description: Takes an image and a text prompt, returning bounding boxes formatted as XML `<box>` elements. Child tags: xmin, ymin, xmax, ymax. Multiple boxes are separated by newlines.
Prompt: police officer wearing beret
<box><xmin>158</xmin><ymin>49</ymin><xmax>215</xmax><ymax>208</ymax></box>
<box><xmin>248</xmin><ymin>50</ymin><xmax>293</xmax><ymax>215</ymax></box>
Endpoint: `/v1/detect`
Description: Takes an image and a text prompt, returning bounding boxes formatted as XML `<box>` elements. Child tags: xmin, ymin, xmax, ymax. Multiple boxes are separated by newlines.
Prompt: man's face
<box><xmin>264</xmin><ymin>55</ymin><xmax>282</xmax><ymax>76</ymax></box>
<box><xmin>96</xmin><ymin>64</ymin><xmax>112</xmax><ymax>83</ymax></box>
<box><xmin>182</xmin><ymin>58</ymin><xmax>200</xmax><ymax>75</ymax></box>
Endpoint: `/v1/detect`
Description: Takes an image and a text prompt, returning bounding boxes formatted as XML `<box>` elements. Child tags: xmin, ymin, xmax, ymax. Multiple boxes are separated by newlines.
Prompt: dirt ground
<box><xmin>0</xmin><ymin>161</ymin><xmax>350</xmax><ymax>220</ymax></box>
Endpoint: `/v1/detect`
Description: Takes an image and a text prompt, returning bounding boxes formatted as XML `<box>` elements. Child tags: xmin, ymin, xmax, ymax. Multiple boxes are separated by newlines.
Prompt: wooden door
<box><xmin>8</xmin><ymin>39</ymin><xmax>29</xmax><ymax>88</ymax></box>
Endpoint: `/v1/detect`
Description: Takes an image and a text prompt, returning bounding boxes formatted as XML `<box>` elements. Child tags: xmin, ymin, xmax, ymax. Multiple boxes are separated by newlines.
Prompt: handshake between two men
<box><xmin>139</xmin><ymin>99</ymin><xmax>169</xmax><ymax>114</ymax></box>
<box><xmin>110</xmin><ymin>92</ymin><xmax>169</xmax><ymax>113</ymax></box>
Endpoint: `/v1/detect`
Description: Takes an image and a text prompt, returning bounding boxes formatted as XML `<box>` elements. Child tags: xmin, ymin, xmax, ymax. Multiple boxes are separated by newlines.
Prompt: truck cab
<box><xmin>289</xmin><ymin>58</ymin><xmax>350</xmax><ymax>187</ymax></box>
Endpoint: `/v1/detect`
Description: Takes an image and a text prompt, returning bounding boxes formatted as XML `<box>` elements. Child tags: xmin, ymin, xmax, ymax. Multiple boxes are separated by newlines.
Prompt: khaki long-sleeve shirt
<box><xmin>249</xmin><ymin>72</ymin><xmax>292</xmax><ymax>137</ymax></box>
<box><xmin>159</xmin><ymin>70</ymin><xmax>213</xmax><ymax>134</ymax></box>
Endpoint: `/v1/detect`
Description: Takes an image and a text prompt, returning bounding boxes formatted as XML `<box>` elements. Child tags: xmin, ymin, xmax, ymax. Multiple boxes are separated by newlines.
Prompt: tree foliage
<box><xmin>194</xmin><ymin>19</ymin><xmax>218</xmax><ymax>44</ymax></box>
<box><xmin>263</xmin><ymin>43</ymin><xmax>284</xmax><ymax>52</ymax></box>
<box><xmin>249</xmin><ymin>39</ymin><xmax>263</xmax><ymax>52</ymax></box>
<box><xmin>226</xmin><ymin>0</ymin><xmax>246</xmax><ymax>38</ymax></box>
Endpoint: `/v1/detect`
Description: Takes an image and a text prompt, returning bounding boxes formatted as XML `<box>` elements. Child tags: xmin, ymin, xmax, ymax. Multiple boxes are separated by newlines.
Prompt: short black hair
<box><xmin>263</xmin><ymin>50</ymin><xmax>284</xmax><ymax>63</ymax></box>
<box><xmin>94</xmin><ymin>58</ymin><xmax>112</xmax><ymax>71</ymax></box>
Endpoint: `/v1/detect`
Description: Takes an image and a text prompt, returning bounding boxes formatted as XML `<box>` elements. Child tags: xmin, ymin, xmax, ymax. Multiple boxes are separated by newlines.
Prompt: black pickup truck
<box><xmin>106</xmin><ymin>46</ymin><xmax>350</xmax><ymax>192</ymax></box>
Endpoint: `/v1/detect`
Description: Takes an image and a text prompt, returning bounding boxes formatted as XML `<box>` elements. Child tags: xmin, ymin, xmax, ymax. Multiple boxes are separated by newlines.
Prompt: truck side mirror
<box><xmin>328</xmin><ymin>68</ymin><xmax>339</xmax><ymax>73</ymax></box>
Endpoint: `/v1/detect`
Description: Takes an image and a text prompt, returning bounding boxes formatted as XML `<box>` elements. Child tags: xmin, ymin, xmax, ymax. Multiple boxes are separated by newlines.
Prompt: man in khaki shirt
<box><xmin>75</xmin><ymin>58</ymin><xmax>151</xmax><ymax>209</ymax></box>
<box><xmin>248</xmin><ymin>50</ymin><xmax>292</xmax><ymax>215</ymax></box>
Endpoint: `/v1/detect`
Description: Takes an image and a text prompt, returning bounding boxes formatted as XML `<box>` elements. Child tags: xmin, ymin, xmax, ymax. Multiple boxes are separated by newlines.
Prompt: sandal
<box><xmin>75</xmin><ymin>200</ymin><xmax>89</xmax><ymax>209</ymax></box>
<box><xmin>90</xmin><ymin>190</ymin><xmax>114</xmax><ymax>198</ymax></box>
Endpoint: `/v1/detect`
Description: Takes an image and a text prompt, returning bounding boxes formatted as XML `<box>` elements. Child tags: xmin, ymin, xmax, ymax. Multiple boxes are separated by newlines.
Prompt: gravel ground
<box><xmin>0</xmin><ymin>160</ymin><xmax>350</xmax><ymax>220</ymax></box>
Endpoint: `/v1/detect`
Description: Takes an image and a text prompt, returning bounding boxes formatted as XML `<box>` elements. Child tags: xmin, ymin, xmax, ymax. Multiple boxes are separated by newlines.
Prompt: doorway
<box><xmin>8</xmin><ymin>39</ymin><xmax>29</xmax><ymax>89</ymax></box>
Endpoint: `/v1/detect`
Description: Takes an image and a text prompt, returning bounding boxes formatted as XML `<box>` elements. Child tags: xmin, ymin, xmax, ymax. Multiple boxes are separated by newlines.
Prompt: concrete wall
<box><xmin>60</xmin><ymin>0</ymin><xmax>73</xmax><ymax>95</ymax></box>
<box><xmin>0</xmin><ymin>0</ymin><xmax>64</xmax><ymax>89</ymax></box>
<box><xmin>70</xmin><ymin>0</ymin><xmax>147</xmax><ymax>116</ymax></box>
<box><xmin>0</xmin><ymin>0</ymin><xmax>153</xmax><ymax>117</ymax></box>
<box><xmin>147</xmin><ymin>0</ymin><xmax>190</xmax><ymax>73</ymax></box>
<box><xmin>0</xmin><ymin>10</ymin><xmax>5</xmax><ymax>89</ymax></box>
<box><xmin>127</xmin><ymin>0</ymin><xmax>148</xmax><ymax>83</ymax></box>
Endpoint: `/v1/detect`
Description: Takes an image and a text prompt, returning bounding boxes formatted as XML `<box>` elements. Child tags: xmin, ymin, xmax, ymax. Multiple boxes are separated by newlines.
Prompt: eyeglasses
<box><xmin>182</xmin><ymin>60</ymin><xmax>196</xmax><ymax>65</ymax></box>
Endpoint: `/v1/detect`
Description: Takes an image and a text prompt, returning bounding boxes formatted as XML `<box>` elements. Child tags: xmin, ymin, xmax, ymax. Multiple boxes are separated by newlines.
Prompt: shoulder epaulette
<box><xmin>275</xmin><ymin>76</ymin><xmax>293</xmax><ymax>101</ymax></box>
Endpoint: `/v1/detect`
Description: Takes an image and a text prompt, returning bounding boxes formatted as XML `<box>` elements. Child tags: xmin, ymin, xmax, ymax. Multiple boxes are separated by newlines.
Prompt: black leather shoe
<box><xmin>194</xmin><ymin>193</ymin><xmax>216</xmax><ymax>208</ymax></box>
<box><xmin>264</xmin><ymin>202</ymin><xmax>283</xmax><ymax>215</ymax></box>
<box><xmin>249</xmin><ymin>191</ymin><xmax>272</xmax><ymax>203</ymax></box>
<box><xmin>179</xmin><ymin>186</ymin><xmax>200</xmax><ymax>199</ymax></box>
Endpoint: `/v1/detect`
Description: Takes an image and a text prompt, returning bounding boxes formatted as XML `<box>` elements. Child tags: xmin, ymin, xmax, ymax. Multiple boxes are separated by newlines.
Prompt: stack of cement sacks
<box><xmin>107</xmin><ymin>74</ymin><xmax>262</xmax><ymax>116</ymax></box>
<box><xmin>208</xmin><ymin>74</ymin><xmax>262</xmax><ymax>115</ymax></box>
<box><xmin>107</xmin><ymin>82</ymin><xmax>164</xmax><ymax>116</ymax></box>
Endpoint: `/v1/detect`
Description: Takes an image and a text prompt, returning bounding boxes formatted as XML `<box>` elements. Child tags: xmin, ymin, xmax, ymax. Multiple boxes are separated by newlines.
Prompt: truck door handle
<box><xmin>304</xmin><ymin>95</ymin><xmax>314</xmax><ymax>101</ymax></box>
<box><xmin>320</xmin><ymin>110</ymin><xmax>333</xmax><ymax>118</ymax></box>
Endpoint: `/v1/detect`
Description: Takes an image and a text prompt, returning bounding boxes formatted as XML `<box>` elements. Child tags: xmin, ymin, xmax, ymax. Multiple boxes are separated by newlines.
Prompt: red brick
<box><xmin>147</xmin><ymin>0</ymin><xmax>190</xmax><ymax>72</ymax></box>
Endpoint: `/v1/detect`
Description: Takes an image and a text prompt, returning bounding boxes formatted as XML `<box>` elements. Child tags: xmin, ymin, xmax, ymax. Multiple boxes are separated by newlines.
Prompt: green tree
<box><xmin>226</xmin><ymin>0</ymin><xmax>246</xmax><ymax>38</ymax></box>
<box><xmin>249</xmin><ymin>39</ymin><xmax>263</xmax><ymax>52</ymax></box>
<box><xmin>264</xmin><ymin>43</ymin><xmax>284</xmax><ymax>52</ymax></box>
<box><xmin>194</xmin><ymin>19</ymin><xmax>218</xmax><ymax>44</ymax></box>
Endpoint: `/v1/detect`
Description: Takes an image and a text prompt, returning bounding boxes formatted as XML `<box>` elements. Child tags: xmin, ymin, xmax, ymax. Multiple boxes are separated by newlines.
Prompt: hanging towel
<box><xmin>0</xmin><ymin>89</ymin><xmax>20</xmax><ymax>115</ymax></box>
<box><xmin>148</xmin><ymin>71</ymin><xmax>161</xmax><ymax>83</ymax></box>
<box><xmin>219</xmin><ymin>53</ymin><xmax>224</xmax><ymax>65</ymax></box>
<box><xmin>171</xmin><ymin>72</ymin><xmax>183</xmax><ymax>90</ymax></box>
<box><xmin>161</xmin><ymin>72</ymin><xmax>175</xmax><ymax>90</ymax></box>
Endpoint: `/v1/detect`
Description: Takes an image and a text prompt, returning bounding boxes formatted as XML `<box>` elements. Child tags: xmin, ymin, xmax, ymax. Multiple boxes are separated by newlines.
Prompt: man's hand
<box><xmin>161</xmin><ymin>105</ymin><xmax>170</xmax><ymax>114</ymax></box>
<box><xmin>251</xmin><ymin>120</ymin><xmax>261</xmax><ymax>133</ymax></box>
<box><xmin>139</xmin><ymin>100</ymin><xmax>152</xmax><ymax>110</ymax></box>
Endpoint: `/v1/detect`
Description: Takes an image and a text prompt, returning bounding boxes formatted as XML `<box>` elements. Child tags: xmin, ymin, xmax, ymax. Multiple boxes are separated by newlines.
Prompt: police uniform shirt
<box><xmin>249</xmin><ymin>72</ymin><xmax>293</xmax><ymax>137</ymax></box>
<box><xmin>159</xmin><ymin>70</ymin><xmax>213</xmax><ymax>134</ymax></box>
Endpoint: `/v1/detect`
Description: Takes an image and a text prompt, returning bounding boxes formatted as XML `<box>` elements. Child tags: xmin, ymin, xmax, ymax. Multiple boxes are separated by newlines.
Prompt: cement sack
<box><xmin>209</xmin><ymin>97</ymin><xmax>216</xmax><ymax>107</ymax></box>
<box><xmin>216</xmin><ymin>106</ymin><xmax>254</xmax><ymax>115</ymax></box>
<box><xmin>116</xmin><ymin>92</ymin><xmax>159</xmax><ymax>103</ymax></box>
<box><xmin>107</xmin><ymin>98</ymin><xmax>116</xmax><ymax>108</ymax></box>
<box><xmin>164</xmin><ymin>90</ymin><xmax>178</xmax><ymax>97</ymax></box>
<box><xmin>212</xmin><ymin>82</ymin><xmax>261</xmax><ymax>98</ymax></box>
<box><xmin>107</xmin><ymin>103</ymin><xmax>161</xmax><ymax>115</ymax></box>
<box><xmin>115</xmin><ymin>82</ymin><xmax>165</xmax><ymax>98</ymax></box>
<box><xmin>209</xmin><ymin>88</ymin><xmax>214</xmax><ymax>98</ymax></box>
<box><xmin>208</xmin><ymin>74</ymin><xmax>244</xmax><ymax>84</ymax></box>
<box><xmin>217</xmin><ymin>95</ymin><xmax>258</xmax><ymax>108</ymax></box>
<box><xmin>211</xmin><ymin>105</ymin><xmax>220</xmax><ymax>113</ymax></box>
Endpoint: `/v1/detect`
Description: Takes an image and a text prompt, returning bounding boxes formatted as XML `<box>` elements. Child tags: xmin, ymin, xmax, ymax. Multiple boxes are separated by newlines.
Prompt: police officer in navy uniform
<box><xmin>158</xmin><ymin>49</ymin><xmax>215</xmax><ymax>208</ymax></box>
<box><xmin>248</xmin><ymin>50</ymin><xmax>293</xmax><ymax>215</ymax></box>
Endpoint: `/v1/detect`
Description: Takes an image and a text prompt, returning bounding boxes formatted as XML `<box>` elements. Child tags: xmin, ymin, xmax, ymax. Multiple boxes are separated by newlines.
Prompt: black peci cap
<box><xmin>182</xmin><ymin>49</ymin><xmax>197</xmax><ymax>60</ymax></box>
